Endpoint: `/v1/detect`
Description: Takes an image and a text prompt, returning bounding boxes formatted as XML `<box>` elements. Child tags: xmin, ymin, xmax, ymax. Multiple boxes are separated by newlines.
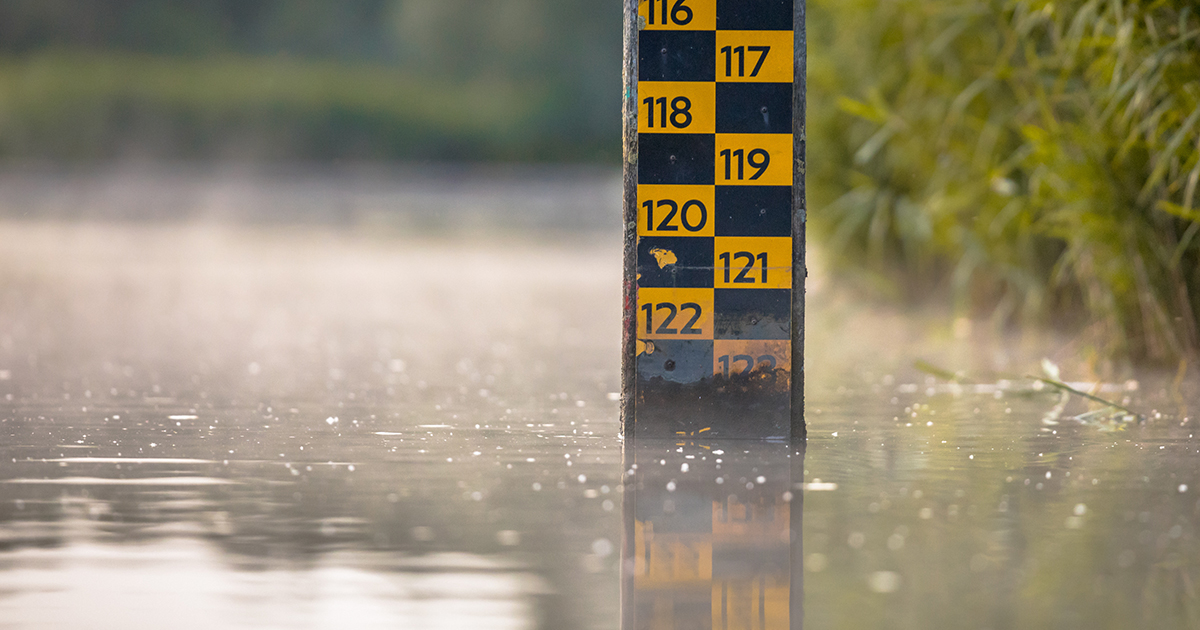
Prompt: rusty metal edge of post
<box><xmin>620</xmin><ymin>0</ymin><xmax>639</xmax><ymax>445</ymax></box>
<box><xmin>791</xmin><ymin>6</ymin><xmax>809</xmax><ymax>629</ymax></box>
<box><xmin>619</xmin><ymin>3</ymin><xmax>639</xmax><ymax>630</ymax></box>
<box><xmin>792</xmin><ymin>0</ymin><xmax>808</xmax><ymax>444</ymax></box>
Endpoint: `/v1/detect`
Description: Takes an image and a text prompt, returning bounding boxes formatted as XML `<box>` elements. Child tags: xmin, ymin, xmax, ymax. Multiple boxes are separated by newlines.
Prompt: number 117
<box><xmin>720</xmin><ymin>45</ymin><xmax>770</xmax><ymax>77</ymax></box>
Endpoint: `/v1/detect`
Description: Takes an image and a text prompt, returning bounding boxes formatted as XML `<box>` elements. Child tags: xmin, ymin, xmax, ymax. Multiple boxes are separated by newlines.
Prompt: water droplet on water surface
<box><xmin>591</xmin><ymin>538</ymin><xmax>613</xmax><ymax>558</ymax></box>
<box><xmin>868</xmin><ymin>571</ymin><xmax>902</xmax><ymax>593</ymax></box>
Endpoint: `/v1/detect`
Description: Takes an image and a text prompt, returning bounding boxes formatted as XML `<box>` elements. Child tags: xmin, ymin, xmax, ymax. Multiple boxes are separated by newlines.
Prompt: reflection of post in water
<box><xmin>622</xmin><ymin>438</ymin><xmax>803</xmax><ymax>630</ymax></box>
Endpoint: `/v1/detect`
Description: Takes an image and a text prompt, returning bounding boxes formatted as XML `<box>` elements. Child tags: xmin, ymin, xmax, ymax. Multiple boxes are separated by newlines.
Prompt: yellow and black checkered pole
<box><xmin>621</xmin><ymin>0</ymin><xmax>806</xmax><ymax>441</ymax></box>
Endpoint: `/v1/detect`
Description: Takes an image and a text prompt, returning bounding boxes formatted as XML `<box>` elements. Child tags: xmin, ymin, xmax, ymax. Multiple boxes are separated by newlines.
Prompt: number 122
<box><xmin>641</xmin><ymin>302</ymin><xmax>703</xmax><ymax>335</ymax></box>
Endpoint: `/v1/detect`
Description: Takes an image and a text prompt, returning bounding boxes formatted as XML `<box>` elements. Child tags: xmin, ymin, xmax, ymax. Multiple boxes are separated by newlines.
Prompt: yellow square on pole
<box><xmin>637</xmin><ymin>287</ymin><xmax>715</xmax><ymax>340</ymax></box>
<box><xmin>637</xmin><ymin>0</ymin><xmax>717</xmax><ymax>31</ymax></box>
<box><xmin>637</xmin><ymin>185</ymin><xmax>716</xmax><ymax>237</ymax></box>
<box><xmin>714</xmin><ymin>31</ymin><xmax>794</xmax><ymax>83</ymax></box>
<box><xmin>638</xmin><ymin>82</ymin><xmax>716</xmax><ymax>134</ymax></box>
<box><xmin>713</xmin><ymin>237</ymin><xmax>792</xmax><ymax>288</ymax></box>
<box><xmin>714</xmin><ymin>134</ymin><xmax>793</xmax><ymax>186</ymax></box>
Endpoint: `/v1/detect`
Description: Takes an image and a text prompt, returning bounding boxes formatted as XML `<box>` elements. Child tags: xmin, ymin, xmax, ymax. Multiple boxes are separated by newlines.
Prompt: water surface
<box><xmin>0</xmin><ymin>175</ymin><xmax>1197</xmax><ymax>629</ymax></box>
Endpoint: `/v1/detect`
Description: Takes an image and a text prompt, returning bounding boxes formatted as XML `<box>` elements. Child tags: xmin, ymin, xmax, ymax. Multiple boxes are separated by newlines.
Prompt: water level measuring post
<box><xmin>621</xmin><ymin>0</ymin><xmax>805</xmax><ymax>440</ymax></box>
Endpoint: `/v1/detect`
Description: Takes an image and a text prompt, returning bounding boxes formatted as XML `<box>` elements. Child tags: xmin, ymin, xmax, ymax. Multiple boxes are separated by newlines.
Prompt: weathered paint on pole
<box><xmin>621</xmin><ymin>0</ymin><xmax>806</xmax><ymax>441</ymax></box>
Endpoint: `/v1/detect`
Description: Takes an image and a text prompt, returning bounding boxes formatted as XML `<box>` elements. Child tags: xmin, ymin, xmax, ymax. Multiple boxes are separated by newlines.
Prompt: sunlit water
<box><xmin>0</xmin><ymin>173</ymin><xmax>1198</xmax><ymax>629</ymax></box>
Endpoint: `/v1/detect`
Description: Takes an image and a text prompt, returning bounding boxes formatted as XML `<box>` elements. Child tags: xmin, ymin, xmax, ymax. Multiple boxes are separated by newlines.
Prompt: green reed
<box><xmin>808</xmin><ymin>0</ymin><xmax>1200</xmax><ymax>364</ymax></box>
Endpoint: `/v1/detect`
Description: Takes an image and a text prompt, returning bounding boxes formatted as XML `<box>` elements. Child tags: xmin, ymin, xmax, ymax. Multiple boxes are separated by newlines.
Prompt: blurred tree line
<box><xmin>3</xmin><ymin>0</ymin><xmax>1197</xmax><ymax>363</ymax></box>
<box><xmin>0</xmin><ymin>0</ymin><xmax>620</xmax><ymax>161</ymax></box>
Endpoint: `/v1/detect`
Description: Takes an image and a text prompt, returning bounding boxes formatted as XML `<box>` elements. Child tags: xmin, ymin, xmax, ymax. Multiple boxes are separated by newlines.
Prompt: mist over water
<box><xmin>0</xmin><ymin>170</ymin><xmax>1197</xmax><ymax>629</ymax></box>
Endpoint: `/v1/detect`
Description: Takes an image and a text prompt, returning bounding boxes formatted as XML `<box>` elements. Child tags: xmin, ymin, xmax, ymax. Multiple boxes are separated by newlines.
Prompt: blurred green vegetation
<box><xmin>0</xmin><ymin>53</ymin><xmax>563</xmax><ymax>161</ymax></box>
<box><xmin>807</xmin><ymin>0</ymin><xmax>1200</xmax><ymax>364</ymax></box>
<box><xmin>0</xmin><ymin>0</ymin><xmax>620</xmax><ymax>161</ymax></box>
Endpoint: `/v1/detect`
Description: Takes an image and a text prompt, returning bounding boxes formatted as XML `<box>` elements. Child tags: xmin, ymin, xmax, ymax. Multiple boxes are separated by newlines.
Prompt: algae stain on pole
<box><xmin>621</xmin><ymin>0</ymin><xmax>806</xmax><ymax>440</ymax></box>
